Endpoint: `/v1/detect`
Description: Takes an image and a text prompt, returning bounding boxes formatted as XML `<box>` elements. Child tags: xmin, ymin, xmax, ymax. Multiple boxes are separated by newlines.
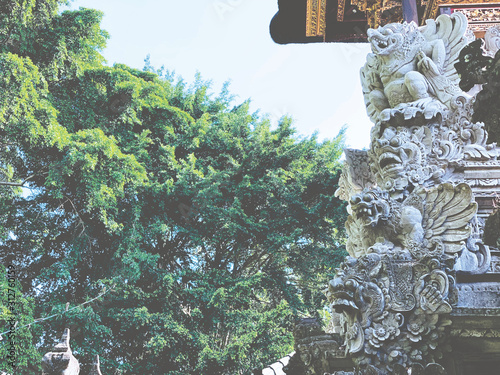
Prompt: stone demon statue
<box><xmin>345</xmin><ymin>183</ymin><xmax>478</xmax><ymax>261</ymax></box>
<box><xmin>361</xmin><ymin>13</ymin><xmax>467</xmax><ymax>123</ymax></box>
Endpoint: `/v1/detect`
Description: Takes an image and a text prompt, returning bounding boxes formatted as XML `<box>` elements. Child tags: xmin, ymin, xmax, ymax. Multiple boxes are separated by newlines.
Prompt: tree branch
<box><xmin>0</xmin><ymin>180</ymin><xmax>25</xmax><ymax>186</ymax></box>
<box><xmin>0</xmin><ymin>173</ymin><xmax>39</xmax><ymax>187</ymax></box>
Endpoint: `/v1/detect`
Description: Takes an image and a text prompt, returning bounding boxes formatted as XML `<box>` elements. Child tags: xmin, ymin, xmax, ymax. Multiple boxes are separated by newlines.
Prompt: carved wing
<box><xmin>415</xmin><ymin>183</ymin><xmax>477</xmax><ymax>255</ymax></box>
<box><xmin>360</xmin><ymin>54</ymin><xmax>386</xmax><ymax>123</ymax></box>
<box><xmin>335</xmin><ymin>149</ymin><xmax>376</xmax><ymax>201</ymax></box>
<box><xmin>420</xmin><ymin>12</ymin><xmax>468</xmax><ymax>85</ymax></box>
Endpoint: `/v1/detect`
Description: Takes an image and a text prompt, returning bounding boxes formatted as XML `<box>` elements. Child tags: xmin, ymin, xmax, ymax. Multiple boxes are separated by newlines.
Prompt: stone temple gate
<box><xmin>284</xmin><ymin>12</ymin><xmax>500</xmax><ymax>375</ymax></box>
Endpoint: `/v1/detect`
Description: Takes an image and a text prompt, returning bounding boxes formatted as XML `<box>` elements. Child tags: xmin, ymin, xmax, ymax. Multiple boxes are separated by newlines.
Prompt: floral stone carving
<box><xmin>321</xmin><ymin>12</ymin><xmax>494</xmax><ymax>375</ymax></box>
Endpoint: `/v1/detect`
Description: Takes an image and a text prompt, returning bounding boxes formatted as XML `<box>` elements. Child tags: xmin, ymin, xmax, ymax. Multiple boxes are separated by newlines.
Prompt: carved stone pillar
<box><xmin>41</xmin><ymin>329</ymin><xmax>80</xmax><ymax>375</ymax></box>
<box><xmin>323</xmin><ymin>12</ymin><xmax>493</xmax><ymax>375</ymax></box>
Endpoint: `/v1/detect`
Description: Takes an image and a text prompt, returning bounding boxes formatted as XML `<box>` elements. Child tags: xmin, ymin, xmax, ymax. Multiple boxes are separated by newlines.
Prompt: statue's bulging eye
<box><xmin>390</xmin><ymin>137</ymin><xmax>401</xmax><ymax>146</ymax></box>
<box><xmin>345</xmin><ymin>279</ymin><xmax>357</xmax><ymax>290</ymax></box>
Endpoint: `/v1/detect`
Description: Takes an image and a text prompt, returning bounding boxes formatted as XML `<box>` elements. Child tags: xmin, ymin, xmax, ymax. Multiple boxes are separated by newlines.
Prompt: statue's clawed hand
<box><xmin>418</xmin><ymin>282</ymin><xmax>452</xmax><ymax>314</ymax></box>
<box><xmin>420</xmin><ymin>284</ymin><xmax>443</xmax><ymax>311</ymax></box>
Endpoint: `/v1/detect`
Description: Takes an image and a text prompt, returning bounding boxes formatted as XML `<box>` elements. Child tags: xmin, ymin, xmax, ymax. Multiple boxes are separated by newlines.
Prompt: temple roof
<box><xmin>270</xmin><ymin>0</ymin><xmax>500</xmax><ymax>43</ymax></box>
<box><xmin>270</xmin><ymin>0</ymin><xmax>368</xmax><ymax>43</ymax></box>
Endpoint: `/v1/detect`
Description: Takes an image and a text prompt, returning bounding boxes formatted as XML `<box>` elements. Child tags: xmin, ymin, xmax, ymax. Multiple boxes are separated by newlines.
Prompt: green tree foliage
<box><xmin>0</xmin><ymin>264</ymin><xmax>40</xmax><ymax>374</ymax></box>
<box><xmin>0</xmin><ymin>1</ymin><xmax>347</xmax><ymax>374</ymax></box>
<box><xmin>456</xmin><ymin>39</ymin><xmax>500</xmax><ymax>143</ymax></box>
<box><xmin>457</xmin><ymin>40</ymin><xmax>500</xmax><ymax>248</ymax></box>
<box><xmin>0</xmin><ymin>0</ymin><xmax>108</xmax><ymax>80</ymax></box>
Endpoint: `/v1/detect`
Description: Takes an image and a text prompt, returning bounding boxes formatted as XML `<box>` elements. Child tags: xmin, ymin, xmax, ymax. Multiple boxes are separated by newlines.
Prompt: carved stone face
<box><xmin>328</xmin><ymin>254</ymin><xmax>385</xmax><ymax>355</ymax></box>
<box><xmin>328</xmin><ymin>257</ymin><xmax>362</xmax><ymax>314</ymax></box>
<box><xmin>367</xmin><ymin>22</ymin><xmax>422</xmax><ymax>58</ymax></box>
<box><xmin>370</xmin><ymin>125</ymin><xmax>437</xmax><ymax>194</ymax></box>
<box><xmin>328</xmin><ymin>254</ymin><xmax>384</xmax><ymax>315</ymax></box>
<box><xmin>376</xmin><ymin>127</ymin><xmax>411</xmax><ymax>178</ymax></box>
<box><xmin>367</xmin><ymin>25</ymin><xmax>405</xmax><ymax>56</ymax></box>
<box><xmin>328</xmin><ymin>258</ymin><xmax>365</xmax><ymax>354</ymax></box>
<box><xmin>350</xmin><ymin>188</ymin><xmax>391</xmax><ymax>227</ymax></box>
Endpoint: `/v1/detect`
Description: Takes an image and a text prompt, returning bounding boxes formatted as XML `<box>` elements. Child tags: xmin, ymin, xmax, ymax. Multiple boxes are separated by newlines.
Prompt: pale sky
<box><xmin>66</xmin><ymin>0</ymin><xmax>373</xmax><ymax>149</ymax></box>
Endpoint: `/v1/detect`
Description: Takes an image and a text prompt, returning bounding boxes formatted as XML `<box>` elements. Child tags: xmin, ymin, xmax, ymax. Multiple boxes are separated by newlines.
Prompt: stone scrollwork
<box><xmin>483</xmin><ymin>26</ymin><xmax>500</xmax><ymax>57</ymax></box>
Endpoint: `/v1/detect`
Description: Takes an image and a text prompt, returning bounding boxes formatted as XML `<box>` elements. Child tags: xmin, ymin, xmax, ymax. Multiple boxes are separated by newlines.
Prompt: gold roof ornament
<box><xmin>340</xmin><ymin>0</ymin><xmax>404</xmax><ymax>28</ymax></box>
<box><xmin>306</xmin><ymin>0</ymin><xmax>328</xmax><ymax>38</ymax></box>
<box><xmin>271</xmin><ymin>0</ymin><xmax>500</xmax><ymax>43</ymax></box>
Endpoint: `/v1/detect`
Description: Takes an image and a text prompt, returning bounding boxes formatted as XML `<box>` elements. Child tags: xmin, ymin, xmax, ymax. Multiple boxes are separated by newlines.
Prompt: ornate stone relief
<box><xmin>452</xmin><ymin>307</ymin><xmax>500</xmax><ymax>315</ymax></box>
<box><xmin>450</xmin><ymin>328</ymin><xmax>500</xmax><ymax>337</ymax></box>
<box><xmin>460</xmin><ymin>8</ymin><xmax>500</xmax><ymax>25</ymax></box>
<box><xmin>361</xmin><ymin>14</ymin><xmax>467</xmax><ymax>124</ymax></box>
<box><xmin>329</xmin><ymin>183</ymin><xmax>475</xmax><ymax>373</ymax></box>
<box><xmin>322</xmin><ymin>12</ymin><xmax>495</xmax><ymax>375</ymax></box>
<box><xmin>361</xmin><ymin>13</ymin><xmax>497</xmax><ymax>196</ymax></box>
<box><xmin>489</xmin><ymin>254</ymin><xmax>500</xmax><ymax>273</ymax></box>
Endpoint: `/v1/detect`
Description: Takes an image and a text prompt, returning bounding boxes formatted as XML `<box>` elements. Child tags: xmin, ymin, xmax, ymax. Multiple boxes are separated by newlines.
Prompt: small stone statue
<box><xmin>41</xmin><ymin>329</ymin><xmax>80</xmax><ymax>375</ymax></box>
<box><xmin>361</xmin><ymin>12</ymin><xmax>468</xmax><ymax>123</ymax></box>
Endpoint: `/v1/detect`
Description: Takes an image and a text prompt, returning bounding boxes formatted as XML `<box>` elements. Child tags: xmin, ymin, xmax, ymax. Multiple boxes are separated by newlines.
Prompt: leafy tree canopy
<box><xmin>0</xmin><ymin>1</ymin><xmax>347</xmax><ymax>374</ymax></box>
<box><xmin>456</xmin><ymin>39</ymin><xmax>500</xmax><ymax>143</ymax></box>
